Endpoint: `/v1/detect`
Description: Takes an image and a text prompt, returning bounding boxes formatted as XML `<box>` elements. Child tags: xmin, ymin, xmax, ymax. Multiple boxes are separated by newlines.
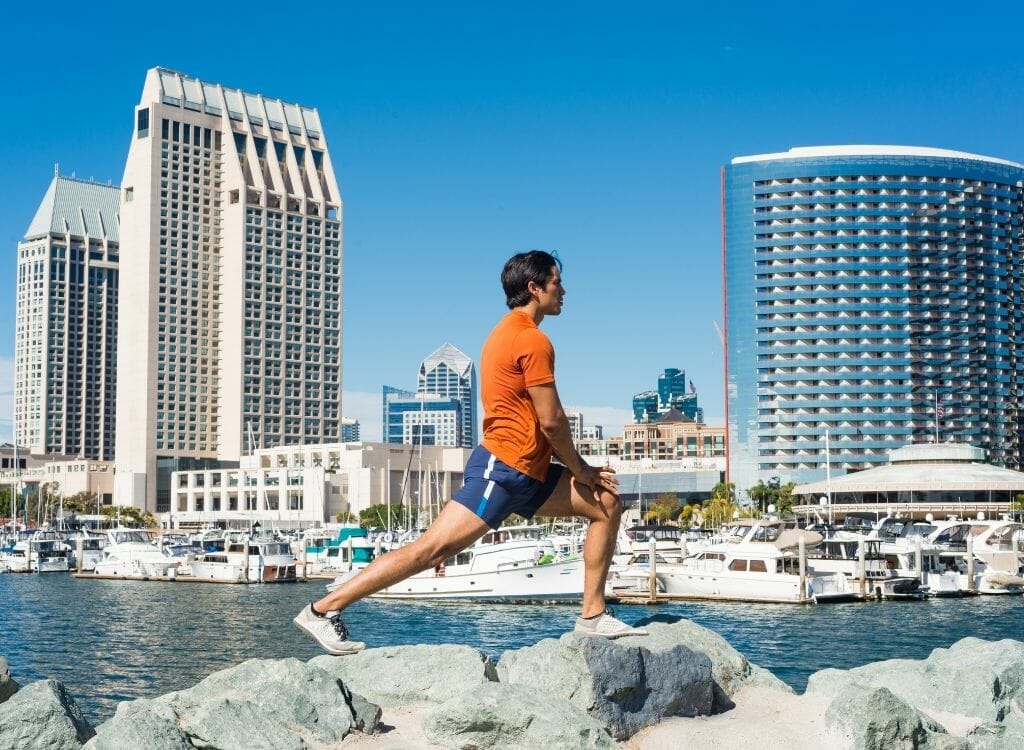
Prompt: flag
<box><xmin>936</xmin><ymin>400</ymin><xmax>944</xmax><ymax>420</ymax></box>
<box><xmin>689</xmin><ymin>379</ymin><xmax>697</xmax><ymax>395</ymax></box>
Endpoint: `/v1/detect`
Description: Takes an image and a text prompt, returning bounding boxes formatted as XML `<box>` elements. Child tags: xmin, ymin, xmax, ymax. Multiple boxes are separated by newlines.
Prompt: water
<box><xmin>2</xmin><ymin>573</ymin><xmax>1022</xmax><ymax>724</ymax></box>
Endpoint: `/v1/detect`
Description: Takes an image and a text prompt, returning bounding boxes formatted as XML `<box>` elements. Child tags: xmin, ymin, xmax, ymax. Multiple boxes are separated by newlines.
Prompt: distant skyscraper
<box><xmin>417</xmin><ymin>343</ymin><xmax>477</xmax><ymax>448</ymax></box>
<box><xmin>383</xmin><ymin>386</ymin><xmax>461</xmax><ymax>446</ymax></box>
<box><xmin>15</xmin><ymin>172</ymin><xmax>120</xmax><ymax>459</ymax></box>
<box><xmin>725</xmin><ymin>145</ymin><xmax>1024</xmax><ymax>491</ymax></box>
<box><xmin>115</xmin><ymin>68</ymin><xmax>343</xmax><ymax>512</ymax></box>
<box><xmin>632</xmin><ymin>368</ymin><xmax>702</xmax><ymax>423</ymax></box>
<box><xmin>566</xmin><ymin>411</ymin><xmax>583</xmax><ymax>442</ymax></box>
<box><xmin>340</xmin><ymin>417</ymin><xmax>360</xmax><ymax>442</ymax></box>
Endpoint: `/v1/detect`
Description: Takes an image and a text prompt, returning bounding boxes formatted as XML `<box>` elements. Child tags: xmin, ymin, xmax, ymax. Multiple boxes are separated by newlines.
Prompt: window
<box><xmin>124</xmin><ymin>187</ymin><xmax>134</xmax><ymax>203</ymax></box>
<box><xmin>137</xmin><ymin>108</ymin><xmax>150</xmax><ymax>138</ymax></box>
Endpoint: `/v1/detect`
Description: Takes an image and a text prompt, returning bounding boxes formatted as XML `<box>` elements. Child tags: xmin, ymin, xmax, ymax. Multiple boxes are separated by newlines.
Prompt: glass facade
<box><xmin>725</xmin><ymin>147</ymin><xmax>1024</xmax><ymax>492</ymax></box>
<box><xmin>417</xmin><ymin>343</ymin><xmax>477</xmax><ymax>448</ymax></box>
<box><xmin>383</xmin><ymin>386</ymin><xmax>462</xmax><ymax>446</ymax></box>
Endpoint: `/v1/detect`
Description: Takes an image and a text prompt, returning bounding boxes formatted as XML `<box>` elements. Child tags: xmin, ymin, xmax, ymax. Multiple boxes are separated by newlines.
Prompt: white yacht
<box><xmin>327</xmin><ymin>525</ymin><xmax>583</xmax><ymax>602</ymax></box>
<box><xmin>93</xmin><ymin>529</ymin><xmax>187</xmax><ymax>579</ymax></box>
<box><xmin>67</xmin><ymin>531</ymin><xmax>108</xmax><ymax>572</ymax></box>
<box><xmin>925</xmin><ymin>519</ymin><xmax>1024</xmax><ymax>594</ymax></box>
<box><xmin>806</xmin><ymin>538</ymin><xmax>927</xmax><ymax>600</ymax></box>
<box><xmin>190</xmin><ymin>536</ymin><xmax>297</xmax><ymax>583</ymax></box>
<box><xmin>655</xmin><ymin>519</ymin><xmax>854</xmax><ymax>604</ymax></box>
<box><xmin>0</xmin><ymin>532</ymin><xmax>70</xmax><ymax>573</ymax></box>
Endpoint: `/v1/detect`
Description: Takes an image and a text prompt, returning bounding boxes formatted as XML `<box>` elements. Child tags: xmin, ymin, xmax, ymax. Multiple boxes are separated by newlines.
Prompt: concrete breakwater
<box><xmin>1</xmin><ymin>616</ymin><xmax>1021</xmax><ymax>749</ymax></box>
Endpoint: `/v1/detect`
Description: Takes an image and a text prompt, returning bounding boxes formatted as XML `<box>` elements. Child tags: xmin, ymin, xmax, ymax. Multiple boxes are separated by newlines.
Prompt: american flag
<box><xmin>936</xmin><ymin>399</ymin><xmax>945</xmax><ymax>420</ymax></box>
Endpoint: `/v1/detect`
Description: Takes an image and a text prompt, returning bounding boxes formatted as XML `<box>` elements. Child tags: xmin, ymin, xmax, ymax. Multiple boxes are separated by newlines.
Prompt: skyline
<box><xmin>5</xmin><ymin>3</ymin><xmax>1024</xmax><ymax>444</ymax></box>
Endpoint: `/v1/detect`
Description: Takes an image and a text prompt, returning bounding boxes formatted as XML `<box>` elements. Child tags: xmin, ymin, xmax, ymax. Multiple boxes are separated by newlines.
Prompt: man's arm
<box><xmin>528</xmin><ymin>382</ymin><xmax>617</xmax><ymax>494</ymax></box>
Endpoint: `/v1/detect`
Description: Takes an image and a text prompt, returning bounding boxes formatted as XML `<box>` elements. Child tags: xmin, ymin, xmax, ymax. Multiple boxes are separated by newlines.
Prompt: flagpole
<box><xmin>934</xmin><ymin>391</ymin><xmax>939</xmax><ymax>444</ymax></box>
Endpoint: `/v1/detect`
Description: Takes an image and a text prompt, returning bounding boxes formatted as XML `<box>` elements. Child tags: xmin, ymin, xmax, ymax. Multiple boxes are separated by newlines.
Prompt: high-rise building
<box><xmin>15</xmin><ymin>172</ymin><xmax>120</xmax><ymax>459</ymax></box>
<box><xmin>632</xmin><ymin>368</ymin><xmax>702</xmax><ymax>423</ymax></box>
<box><xmin>115</xmin><ymin>68</ymin><xmax>343</xmax><ymax>512</ymax></box>
<box><xmin>566</xmin><ymin>410</ymin><xmax>583</xmax><ymax>442</ymax></box>
<box><xmin>383</xmin><ymin>386</ymin><xmax>461</xmax><ymax>446</ymax></box>
<box><xmin>724</xmin><ymin>145</ymin><xmax>1024</xmax><ymax>492</ymax></box>
<box><xmin>340</xmin><ymin>417</ymin><xmax>360</xmax><ymax>442</ymax></box>
<box><xmin>417</xmin><ymin>343</ymin><xmax>477</xmax><ymax>448</ymax></box>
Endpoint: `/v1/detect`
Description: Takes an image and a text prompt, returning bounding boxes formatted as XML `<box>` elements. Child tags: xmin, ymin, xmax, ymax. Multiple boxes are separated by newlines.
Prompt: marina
<box><xmin>3</xmin><ymin>571</ymin><xmax>1023</xmax><ymax>726</ymax></box>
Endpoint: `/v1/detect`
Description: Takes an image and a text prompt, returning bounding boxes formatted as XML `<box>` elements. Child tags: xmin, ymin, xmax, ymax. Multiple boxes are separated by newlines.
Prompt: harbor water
<box><xmin>2</xmin><ymin>573</ymin><xmax>1022</xmax><ymax>724</ymax></box>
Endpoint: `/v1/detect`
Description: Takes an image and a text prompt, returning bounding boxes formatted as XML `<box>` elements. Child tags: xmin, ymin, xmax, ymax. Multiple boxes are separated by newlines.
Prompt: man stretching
<box><xmin>294</xmin><ymin>250</ymin><xmax>647</xmax><ymax>653</ymax></box>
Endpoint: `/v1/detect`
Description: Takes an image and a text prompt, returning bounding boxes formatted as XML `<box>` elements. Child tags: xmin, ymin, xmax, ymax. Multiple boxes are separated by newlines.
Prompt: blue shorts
<box><xmin>452</xmin><ymin>446</ymin><xmax>564</xmax><ymax>529</ymax></box>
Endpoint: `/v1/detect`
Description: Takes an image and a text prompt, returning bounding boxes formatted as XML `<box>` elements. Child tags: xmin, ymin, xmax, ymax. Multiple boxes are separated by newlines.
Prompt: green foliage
<box><xmin>701</xmin><ymin>495</ymin><xmax>737</xmax><ymax>528</ymax></box>
<box><xmin>746</xmin><ymin>480</ymin><xmax>797</xmax><ymax>515</ymax></box>
<box><xmin>99</xmin><ymin>505</ymin><xmax>159</xmax><ymax>528</ymax></box>
<box><xmin>358</xmin><ymin>503</ymin><xmax>408</xmax><ymax>529</ymax></box>
<box><xmin>64</xmin><ymin>492</ymin><xmax>99</xmax><ymax>515</ymax></box>
<box><xmin>335</xmin><ymin>511</ymin><xmax>358</xmax><ymax>524</ymax></box>
<box><xmin>644</xmin><ymin>492</ymin><xmax>682</xmax><ymax>523</ymax></box>
<box><xmin>710</xmin><ymin>482</ymin><xmax>736</xmax><ymax>502</ymax></box>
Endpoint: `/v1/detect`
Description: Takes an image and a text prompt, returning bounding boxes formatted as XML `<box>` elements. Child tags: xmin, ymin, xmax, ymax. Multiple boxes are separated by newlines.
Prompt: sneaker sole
<box><xmin>574</xmin><ymin>628</ymin><xmax>649</xmax><ymax>639</ymax></box>
<box><xmin>292</xmin><ymin>618</ymin><xmax>366</xmax><ymax>655</ymax></box>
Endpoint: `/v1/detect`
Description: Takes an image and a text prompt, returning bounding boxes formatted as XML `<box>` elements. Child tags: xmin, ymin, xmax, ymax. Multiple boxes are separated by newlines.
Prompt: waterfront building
<box><xmin>566</xmin><ymin>411</ymin><xmax>583</xmax><ymax>442</ymax></box>
<box><xmin>792</xmin><ymin>443</ymin><xmax>1024</xmax><ymax>521</ymax></box>
<box><xmin>725</xmin><ymin>146</ymin><xmax>1024</xmax><ymax>492</ymax></box>
<box><xmin>383</xmin><ymin>386</ymin><xmax>462</xmax><ymax>446</ymax></box>
<box><xmin>578</xmin><ymin>409</ymin><xmax>726</xmax><ymax>465</ymax></box>
<box><xmin>341</xmin><ymin>417</ymin><xmax>360</xmax><ymax>442</ymax></box>
<box><xmin>15</xmin><ymin>173</ymin><xmax>120</xmax><ymax>460</ymax></box>
<box><xmin>581</xmin><ymin>424</ymin><xmax>603</xmax><ymax>440</ymax></box>
<box><xmin>115</xmin><ymin>68</ymin><xmax>343</xmax><ymax>513</ymax></box>
<box><xmin>632</xmin><ymin>368</ymin><xmax>702</xmax><ymax>424</ymax></box>
<box><xmin>417</xmin><ymin>343</ymin><xmax>477</xmax><ymax>448</ymax></box>
<box><xmin>166</xmin><ymin>441</ymin><xmax>470</xmax><ymax>529</ymax></box>
<box><xmin>0</xmin><ymin>447</ymin><xmax>115</xmax><ymax>511</ymax></box>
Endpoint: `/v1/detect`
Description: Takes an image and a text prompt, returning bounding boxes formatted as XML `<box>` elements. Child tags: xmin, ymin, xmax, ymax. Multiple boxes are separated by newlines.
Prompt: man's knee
<box><xmin>414</xmin><ymin>536</ymin><xmax>463</xmax><ymax>569</ymax></box>
<box><xmin>590</xmin><ymin>489</ymin><xmax>622</xmax><ymax>522</ymax></box>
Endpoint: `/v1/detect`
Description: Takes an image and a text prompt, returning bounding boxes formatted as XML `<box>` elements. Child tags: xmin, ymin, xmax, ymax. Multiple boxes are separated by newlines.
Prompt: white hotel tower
<box><xmin>115</xmin><ymin>68</ymin><xmax>343</xmax><ymax>513</ymax></box>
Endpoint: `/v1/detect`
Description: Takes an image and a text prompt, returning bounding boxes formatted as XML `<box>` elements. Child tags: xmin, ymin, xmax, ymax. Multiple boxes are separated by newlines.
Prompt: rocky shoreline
<box><xmin>1</xmin><ymin>614</ymin><xmax>1021</xmax><ymax>749</ymax></box>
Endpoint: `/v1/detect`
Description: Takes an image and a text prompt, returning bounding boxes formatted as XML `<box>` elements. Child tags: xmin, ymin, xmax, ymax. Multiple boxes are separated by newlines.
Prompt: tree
<box><xmin>747</xmin><ymin>481</ymin><xmax>771</xmax><ymax>514</ymax></box>
<box><xmin>775</xmin><ymin>482</ymin><xmax>797</xmax><ymax>516</ymax></box>
<box><xmin>335</xmin><ymin>511</ymin><xmax>358</xmax><ymax>524</ymax></box>
<box><xmin>358</xmin><ymin>503</ymin><xmax>408</xmax><ymax>530</ymax></box>
<box><xmin>64</xmin><ymin>491</ymin><xmax>99</xmax><ymax>515</ymax></box>
<box><xmin>644</xmin><ymin>493</ymin><xmax>682</xmax><ymax>523</ymax></box>
<box><xmin>702</xmin><ymin>495</ymin><xmax>737</xmax><ymax>529</ymax></box>
<box><xmin>99</xmin><ymin>505</ymin><xmax>158</xmax><ymax>528</ymax></box>
<box><xmin>678</xmin><ymin>501</ymin><xmax>703</xmax><ymax>528</ymax></box>
<box><xmin>710</xmin><ymin>482</ymin><xmax>736</xmax><ymax>503</ymax></box>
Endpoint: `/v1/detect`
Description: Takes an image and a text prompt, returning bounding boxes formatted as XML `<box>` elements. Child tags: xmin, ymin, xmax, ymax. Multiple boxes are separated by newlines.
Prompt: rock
<box><xmin>0</xmin><ymin>657</ymin><xmax>19</xmax><ymax>703</ymax></box>
<box><xmin>423</xmin><ymin>682</ymin><xmax>616</xmax><ymax>750</ymax></box>
<box><xmin>965</xmin><ymin>713</ymin><xmax>1024</xmax><ymax>750</ymax></box>
<box><xmin>83</xmin><ymin>700</ymin><xmax>191</xmax><ymax>750</ymax></box>
<box><xmin>825</xmin><ymin>685</ymin><xmax>967</xmax><ymax>750</ymax></box>
<box><xmin>89</xmin><ymin>658</ymin><xmax>380</xmax><ymax>750</ymax></box>
<box><xmin>497</xmin><ymin>630</ymin><xmax>714</xmax><ymax>739</ymax></box>
<box><xmin>311</xmin><ymin>644</ymin><xmax>498</xmax><ymax>707</ymax></box>
<box><xmin>806</xmin><ymin>638</ymin><xmax>1024</xmax><ymax>725</ymax></box>
<box><xmin>633</xmin><ymin>614</ymin><xmax>793</xmax><ymax>705</ymax></box>
<box><xmin>0</xmin><ymin>679</ymin><xmax>95</xmax><ymax>750</ymax></box>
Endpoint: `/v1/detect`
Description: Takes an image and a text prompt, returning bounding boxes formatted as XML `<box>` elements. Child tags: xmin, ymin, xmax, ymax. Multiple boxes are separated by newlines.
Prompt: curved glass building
<box><xmin>724</xmin><ymin>146</ymin><xmax>1024</xmax><ymax>493</ymax></box>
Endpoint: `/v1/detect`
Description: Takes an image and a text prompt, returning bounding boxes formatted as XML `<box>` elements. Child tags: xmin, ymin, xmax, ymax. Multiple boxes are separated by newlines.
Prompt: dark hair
<box><xmin>501</xmin><ymin>250</ymin><xmax>562</xmax><ymax>309</ymax></box>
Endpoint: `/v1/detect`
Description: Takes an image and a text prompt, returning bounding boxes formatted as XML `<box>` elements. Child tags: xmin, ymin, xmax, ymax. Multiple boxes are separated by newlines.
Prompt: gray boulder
<box><xmin>83</xmin><ymin>700</ymin><xmax>191</xmax><ymax>750</ymax></box>
<box><xmin>0</xmin><ymin>679</ymin><xmax>95</xmax><ymax>750</ymax></box>
<box><xmin>498</xmin><ymin>630</ymin><xmax>713</xmax><ymax>739</ymax></box>
<box><xmin>311</xmin><ymin>644</ymin><xmax>498</xmax><ymax>707</ymax></box>
<box><xmin>965</xmin><ymin>713</ymin><xmax>1024</xmax><ymax>750</ymax></box>
<box><xmin>632</xmin><ymin>614</ymin><xmax>793</xmax><ymax>703</ymax></box>
<box><xmin>423</xmin><ymin>682</ymin><xmax>616</xmax><ymax>750</ymax></box>
<box><xmin>0</xmin><ymin>657</ymin><xmax>19</xmax><ymax>703</ymax></box>
<box><xmin>825</xmin><ymin>685</ymin><xmax>967</xmax><ymax>750</ymax></box>
<box><xmin>87</xmin><ymin>657</ymin><xmax>379</xmax><ymax>750</ymax></box>
<box><xmin>807</xmin><ymin>638</ymin><xmax>1024</xmax><ymax>725</ymax></box>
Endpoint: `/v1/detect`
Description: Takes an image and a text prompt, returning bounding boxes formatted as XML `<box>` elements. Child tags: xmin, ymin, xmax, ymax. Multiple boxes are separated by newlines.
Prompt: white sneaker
<box><xmin>574</xmin><ymin>609</ymin><xmax>649</xmax><ymax>639</ymax></box>
<box><xmin>293</xmin><ymin>604</ymin><xmax>366</xmax><ymax>655</ymax></box>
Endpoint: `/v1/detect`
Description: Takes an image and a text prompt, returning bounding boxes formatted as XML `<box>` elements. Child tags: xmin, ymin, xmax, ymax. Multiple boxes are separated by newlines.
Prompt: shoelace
<box><xmin>328</xmin><ymin>615</ymin><xmax>350</xmax><ymax>640</ymax></box>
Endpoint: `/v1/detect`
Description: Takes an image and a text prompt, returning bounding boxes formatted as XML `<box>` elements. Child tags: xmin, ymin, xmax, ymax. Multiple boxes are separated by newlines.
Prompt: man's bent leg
<box><xmin>533</xmin><ymin>471</ymin><xmax>622</xmax><ymax>618</ymax></box>
<box><xmin>314</xmin><ymin>501</ymin><xmax>491</xmax><ymax>613</ymax></box>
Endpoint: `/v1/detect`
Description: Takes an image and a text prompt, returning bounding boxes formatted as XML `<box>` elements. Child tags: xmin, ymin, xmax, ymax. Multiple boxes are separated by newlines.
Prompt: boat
<box><xmin>67</xmin><ymin>531</ymin><xmax>108</xmax><ymax>572</ymax></box>
<box><xmin>925</xmin><ymin>519</ymin><xmax>1024</xmax><ymax>594</ymax></box>
<box><xmin>654</xmin><ymin>518</ymin><xmax>854</xmax><ymax>603</ymax></box>
<box><xmin>93</xmin><ymin>529</ymin><xmax>188</xmax><ymax>579</ymax></box>
<box><xmin>0</xmin><ymin>531</ymin><xmax>70</xmax><ymax>573</ymax></box>
<box><xmin>190</xmin><ymin>536</ymin><xmax>297</xmax><ymax>583</ymax></box>
<box><xmin>606</xmin><ymin>550</ymin><xmax>668</xmax><ymax>597</ymax></box>
<box><xmin>806</xmin><ymin>538</ymin><xmax>927</xmax><ymax>600</ymax></box>
<box><xmin>327</xmin><ymin>524</ymin><xmax>584</xmax><ymax>602</ymax></box>
<box><xmin>296</xmin><ymin>525</ymin><xmax>379</xmax><ymax>574</ymax></box>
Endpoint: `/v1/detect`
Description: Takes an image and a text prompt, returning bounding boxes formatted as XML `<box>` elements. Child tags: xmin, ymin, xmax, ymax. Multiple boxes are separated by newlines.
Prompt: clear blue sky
<box><xmin>3</xmin><ymin>2</ymin><xmax>1024</xmax><ymax>441</ymax></box>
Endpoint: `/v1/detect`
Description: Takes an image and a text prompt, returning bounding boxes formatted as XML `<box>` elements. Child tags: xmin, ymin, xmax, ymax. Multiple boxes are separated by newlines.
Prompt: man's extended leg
<box><xmin>534</xmin><ymin>472</ymin><xmax>645</xmax><ymax>637</ymax></box>
<box><xmin>294</xmin><ymin>501</ymin><xmax>490</xmax><ymax>653</ymax></box>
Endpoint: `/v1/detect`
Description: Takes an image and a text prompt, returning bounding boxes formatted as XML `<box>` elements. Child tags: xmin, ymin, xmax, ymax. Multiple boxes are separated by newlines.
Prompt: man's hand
<box><xmin>575</xmin><ymin>464</ymin><xmax>619</xmax><ymax>497</ymax></box>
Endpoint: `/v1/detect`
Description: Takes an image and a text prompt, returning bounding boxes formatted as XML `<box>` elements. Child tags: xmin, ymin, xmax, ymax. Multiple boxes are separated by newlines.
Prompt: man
<box><xmin>294</xmin><ymin>250</ymin><xmax>647</xmax><ymax>654</ymax></box>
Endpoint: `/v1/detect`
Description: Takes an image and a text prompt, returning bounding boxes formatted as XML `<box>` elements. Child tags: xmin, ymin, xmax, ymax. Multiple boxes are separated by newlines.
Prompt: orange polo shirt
<box><xmin>480</xmin><ymin>310</ymin><xmax>555</xmax><ymax>481</ymax></box>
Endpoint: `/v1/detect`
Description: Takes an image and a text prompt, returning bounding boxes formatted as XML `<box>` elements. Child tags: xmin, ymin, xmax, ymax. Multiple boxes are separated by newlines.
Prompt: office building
<box><xmin>15</xmin><ymin>172</ymin><xmax>120</xmax><ymax>459</ymax></box>
<box><xmin>417</xmin><ymin>343</ymin><xmax>477</xmax><ymax>448</ymax></box>
<box><xmin>724</xmin><ymin>146</ymin><xmax>1024</xmax><ymax>492</ymax></box>
<box><xmin>632</xmin><ymin>368</ymin><xmax>702</xmax><ymax>423</ymax></box>
<box><xmin>341</xmin><ymin>417</ymin><xmax>360</xmax><ymax>442</ymax></box>
<box><xmin>566</xmin><ymin>410</ymin><xmax>583</xmax><ymax>442</ymax></box>
<box><xmin>115</xmin><ymin>68</ymin><xmax>343</xmax><ymax>512</ymax></box>
<box><xmin>383</xmin><ymin>386</ymin><xmax>461</xmax><ymax>446</ymax></box>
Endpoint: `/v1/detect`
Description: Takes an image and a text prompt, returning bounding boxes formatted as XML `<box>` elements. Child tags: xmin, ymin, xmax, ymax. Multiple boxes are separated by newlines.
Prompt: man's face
<box><xmin>534</xmin><ymin>266</ymin><xmax>565</xmax><ymax>316</ymax></box>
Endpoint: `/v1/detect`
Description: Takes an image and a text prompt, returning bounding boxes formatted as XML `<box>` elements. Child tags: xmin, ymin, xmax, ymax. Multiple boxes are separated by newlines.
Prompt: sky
<box><xmin>3</xmin><ymin>2</ymin><xmax>1024</xmax><ymax>442</ymax></box>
